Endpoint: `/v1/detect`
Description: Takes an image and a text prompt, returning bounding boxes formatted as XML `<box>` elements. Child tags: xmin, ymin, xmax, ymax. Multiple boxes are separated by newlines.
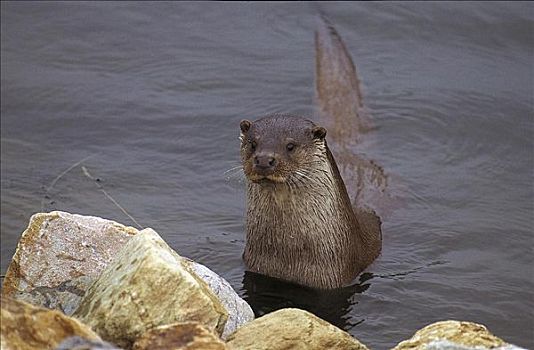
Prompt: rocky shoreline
<box><xmin>0</xmin><ymin>211</ymin><xmax>526</xmax><ymax>350</ymax></box>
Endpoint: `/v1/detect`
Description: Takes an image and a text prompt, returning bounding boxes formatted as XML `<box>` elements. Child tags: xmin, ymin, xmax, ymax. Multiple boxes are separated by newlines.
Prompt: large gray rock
<box><xmin>2</xmin><ymin>211</ymin><xmax>138</xmax><ymax>297</ymax></box>
<box><xmin>55</xmin><ymin>336</ymin><xmax>123</xmax><ymax>350</ymax></box>
<box><xmin>185</xmin><ymin>259</ymin><xmax>254</xmax><ymax>339</ymax></box>
<box><xmin>73</xmin><ymin>228</ymin><xmax>228</xmax><ymax>349</ymax></box>
<box><xmin>392</xmin><ymin>321</ymin><xmax>526</xmax><ymax>350</ymax></box>
<box><xmin>424</xmin><ymin>340</ymin><xmax>526</xmax><ymax>350</ymax></box>
<box><xmin>14</xmin><ymin>276</ymin><xmax>93</xmax><ymax>316</ymax></box>
<box><xmin>226</xmin><ymin>308</ymin><xmax>369</xmax><ymax>350</ymax></box>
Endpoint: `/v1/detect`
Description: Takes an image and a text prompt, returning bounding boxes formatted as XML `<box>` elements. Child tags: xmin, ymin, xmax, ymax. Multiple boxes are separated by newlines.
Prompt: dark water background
<box><xmin>1</xmin><ymin>2</ymin><xmax>533</xmax><ymax>348</ymax></box>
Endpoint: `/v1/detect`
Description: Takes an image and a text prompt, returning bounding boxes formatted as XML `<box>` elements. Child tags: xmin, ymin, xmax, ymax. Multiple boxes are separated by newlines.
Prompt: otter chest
<box><xmin>247</xmin><ymin>185</ymin><xmax>346</xmax><ymax>252</ymax></box>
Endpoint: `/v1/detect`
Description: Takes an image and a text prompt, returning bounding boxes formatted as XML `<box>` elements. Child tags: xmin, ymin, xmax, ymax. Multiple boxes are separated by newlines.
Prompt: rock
<box><xmin>423</xmin><ymin>340</ymin><xmax>526</xmax><ymax>350</ymax></box>
<box><xmin>3</xmin><ymin>212</ymin><xmax>252</xmax><ymax>342</ymax></box>
<box><xmin>13</xmin><ymin>262</ymin><xmax>252</xmax><ymax>339</ymax></box>
<box><xmin>225</xmin><ymin>308</ymin><xmax>369</xmax><ymax>350</ymax></box>
<box><xmin>73</xmin><ymin>228</ymin><xmax>228</xmax><ymax>349</ymax></box>
<box><xmin>14</xmin><ymin>276</ymin><xmax>93</xmax><ymax>316</ymax></box>
<box><xmin>2</xmin><ymin>211</ymin><xmax>138</xmax><ymax>297</ymax></box>
<box><xmin>55</xmin><ymin>336</ymin><xmax>123</xmax><ymax>350</ymax></box>
<box><xmin>392</xmin><ymin>320</ymin><xmax>527</xmax><ymax>350</ymax></box>
<box><xmin>1</xmin><ymin>297</ymin><xmax>101</xmax><ymax>350</ymax></box>
<box><xmin>185</xmin><ymin>259</ymin><xmax>254</xmax><ymax>339</ymax></box>
<box><xmin>2</xmin><ymin>212</ymin><xmax>252</xmax><ymax>337</ymax></box>
<box><xmin>132</xmin><ymin>322</ymin><xmax>227</xmax><ymax>350</ymax></box>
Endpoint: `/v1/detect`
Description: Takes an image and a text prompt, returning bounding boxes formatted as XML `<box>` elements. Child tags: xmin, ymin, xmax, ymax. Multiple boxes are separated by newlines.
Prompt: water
<box><xmin>1</xmin><ymin>2</ymin><xmax>532</xmax><ymax>348</ymax></box>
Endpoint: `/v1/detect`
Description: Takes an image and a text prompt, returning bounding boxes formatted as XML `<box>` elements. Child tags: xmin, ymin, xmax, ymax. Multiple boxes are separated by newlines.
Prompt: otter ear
<box><xmin>240</xmin><ymin>120</ymin><xmax>252</xmax><ymax>133</ymax></box>
<box><xmin>312</xmin><ymin>126</ymin><xmax>327</xmax><ymax>140</ymax></box>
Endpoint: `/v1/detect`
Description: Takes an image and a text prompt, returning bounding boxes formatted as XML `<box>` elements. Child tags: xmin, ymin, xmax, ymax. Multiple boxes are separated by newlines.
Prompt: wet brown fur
<box><xmin>240</xmin><ymin>114</ymin><xmax>381</xmax><ymax>289</ymax></box>
<box><xmin>239</xmin><ymin>17</ymin><xmax>382</xmax><ymax>289</ymax></box>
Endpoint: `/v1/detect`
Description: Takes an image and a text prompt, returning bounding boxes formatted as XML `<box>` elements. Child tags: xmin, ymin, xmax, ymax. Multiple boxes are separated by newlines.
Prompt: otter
<box><xmin>239</xmin><ymin>17</ymin><xmax>383</xmax><ymax>290</ymax></box>
<box><xmin>239</xmin><ymin>115</ymin><xmax>381</xmax><ymax>289</ymax></box>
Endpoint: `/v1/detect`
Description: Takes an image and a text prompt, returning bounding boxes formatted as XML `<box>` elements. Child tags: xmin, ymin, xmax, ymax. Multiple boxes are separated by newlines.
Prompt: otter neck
<box><xmin>243</xmin><ymin>146</ymin><xmax>367</xmax><ymax>288</ymax></box>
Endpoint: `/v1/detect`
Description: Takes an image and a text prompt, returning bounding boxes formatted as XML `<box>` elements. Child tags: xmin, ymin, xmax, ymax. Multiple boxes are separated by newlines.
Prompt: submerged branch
<box><xmin>41</xmin><ymin>154</ymin><xmax>97</xmax><ymax>211</ymax></box>
<box><xmin>81</xmin><ymin>166</ymin><xmax>144</xmax><ymax>230</ymax></box>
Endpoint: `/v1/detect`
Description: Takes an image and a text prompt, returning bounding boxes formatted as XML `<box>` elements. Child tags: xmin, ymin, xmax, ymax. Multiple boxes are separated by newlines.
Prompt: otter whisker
<box><xmin>290</xmin><ymin>173</ymin><xmax>311</xmax><ymax>190</ymax></box>
<box><xmin>225</xmin><ymin>170</ymin><xmax>246</xmax><ymax>184</ymax></box>
<box><xmin>298</xmin><ymin>168</ymin><xmax>322</xmax><ymax>182</ymax></box>
<box><xmin>294</xmin><ymin>170</ymin><xmax>313</xmax><ymax>183</ymax></box>
<box><xmin>225</xmin><ymin>171</ymin><xmax>245</xmax><ymax>179</ymax></box>
<box><xmin>223</xmin><ymin>168</ymin><xmax>245</xmax><ymax>180</ymax></box>
<box><xmin>223</xmin><ymin>165</ymin><xmax>243</xmax><ymax>175</ymax></box>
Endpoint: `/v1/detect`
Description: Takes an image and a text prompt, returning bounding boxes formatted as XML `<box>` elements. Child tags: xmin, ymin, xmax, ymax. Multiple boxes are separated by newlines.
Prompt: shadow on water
<box><xmin>241</xmin><ymin>261</ymin><xmax>448</xmax><ymax>330</ymax></box>
<box><xmin>241</xmin><ymin>271</ymin><xmax>371</xmax><ymax>330</ymax></box>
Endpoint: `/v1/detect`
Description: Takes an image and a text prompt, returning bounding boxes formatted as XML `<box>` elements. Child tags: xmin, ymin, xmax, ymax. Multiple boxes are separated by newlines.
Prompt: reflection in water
<box><xmin>242</xmin><ymin>261</ymin><xmax>448</xmax><ymax>330</ymax></box>
<box><xmin>242</xmin><ymin>271</ymin><xmax>370</xmax><ymax>330</ymax></box>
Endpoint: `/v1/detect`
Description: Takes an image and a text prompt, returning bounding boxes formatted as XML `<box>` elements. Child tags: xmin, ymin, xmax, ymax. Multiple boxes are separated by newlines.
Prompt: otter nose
<box><xmin>253</xmin><ymin>154</ymin><xmax>278</xmax><ymax>172</ymax></box>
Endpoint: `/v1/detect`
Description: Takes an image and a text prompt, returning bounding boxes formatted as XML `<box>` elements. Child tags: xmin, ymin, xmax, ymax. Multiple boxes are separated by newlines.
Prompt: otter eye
<box><xmin>250</xmin><ymin>141</ymin><xmax>257</xmax><ymax>152</ymax></box>
<box><xmin>286</xmin><ymin>143</ymin><xmax>295</xmax><ymax>152</ymax></box>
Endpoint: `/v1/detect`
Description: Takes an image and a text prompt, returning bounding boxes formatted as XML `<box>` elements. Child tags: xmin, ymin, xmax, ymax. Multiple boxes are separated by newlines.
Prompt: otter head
<box><xmin>239</xmin><ymin>114</ymin><xmax>327</xmax><ymax>186</ymax></box>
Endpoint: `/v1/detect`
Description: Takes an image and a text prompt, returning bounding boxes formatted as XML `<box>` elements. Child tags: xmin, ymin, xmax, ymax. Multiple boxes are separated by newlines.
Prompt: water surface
<box><xmin>1</xmin><ymin>2</ymin><xmax>533</xmax><ymax>348</ymax></box>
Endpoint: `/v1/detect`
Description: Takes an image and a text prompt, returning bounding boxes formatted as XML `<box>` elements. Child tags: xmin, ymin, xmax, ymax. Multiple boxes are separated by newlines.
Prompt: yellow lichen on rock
<box><xmin>73</xmin><ymin>228</ymin><xmax>228</xmax><ymax>349</ymax></box>
<box><xmin>2</xmin><ymin>212</ymin><xmax>56</xmax><ymax>296</ymax></box>
<box><xmin>392</xmin><ymin>320</ymin><xmax>507</xmax><ymax>350</ymax></box>
<box><xmin>226</xmin><ymin>308</ymin><xmax>369</xmax><ymax>350</ymax></box>
<box><xmin>132</xmin><ymin>322</ymin><xmax>228</xmax><ymax>350</ymax></box>
<box><xmin>1</xmin><ymin>296</ymin><xmax>100</xmax><ymax>350</ymax></box>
